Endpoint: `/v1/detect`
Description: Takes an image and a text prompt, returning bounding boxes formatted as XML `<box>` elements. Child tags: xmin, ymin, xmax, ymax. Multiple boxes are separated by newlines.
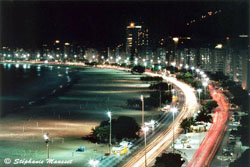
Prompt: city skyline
<box><xmin>1</xmin><ymin>1</ymin><xmax>249</xmax><ymax>49</ymax></box>
<box><xmin>0</xmin><ymin>1</ymin><xmax>249</xmax><ymax>166</ymax></box>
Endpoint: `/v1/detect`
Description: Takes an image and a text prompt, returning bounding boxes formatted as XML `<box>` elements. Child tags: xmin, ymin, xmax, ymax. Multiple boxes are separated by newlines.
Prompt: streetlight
<box><xmin>202</xmin><ymin>82</ymin><xmax>208</xmax><ymax>96</ymax></box>
<box><xmin>141</xmin><ymin>95</ymin><xmax>144</xmax><ymax>126</ymax></box>
<box><xmin>195</xmin><ymin>68</ymin><xmax>200</xmax><ymax>79</ymax></box>
<box><xmin>191</xmin><ymin>66</ymin><xmax>195</xmax><ymax>73</ymax></box>
<box><xmin>142</xmin><ymin>126</ymin><xmax>149</xmax><ymax>167</ymax></box>
<box><xmin>88</xmin><ymin>159</ymin><xmax>99</xmax><ymax>167</ymax></box>
<box><xmin>197</xmin><ymin>88</ymin><xmax>202</xmax><ymax>103</ymax></box>
<box><xmin>107</xmin><ymin>111</ymin><xmax>112</xmax><ymax>154</ymax></box>
<box><xmin>43</xmin><ymin>133</ymin><xmax>50</xmax><ymax>160</ymax></box>
<box><xmin>171</xmin><ymin>89</ymin><xmax>175</xmax><ymax>96</ymax></box>
<box><xmin>158</xmin><ymin>65</ymin><xmax>162</xmax><ymax>71</ymax></box>
<box><xmin>150</xmin><ymin>120</ymin><xmax>155</xmax><ymax>131</ymax></box>
<box><xmin>170</xmin><ymin>107</ymin><xmax>178</xmax><ymax>152</ymax></box>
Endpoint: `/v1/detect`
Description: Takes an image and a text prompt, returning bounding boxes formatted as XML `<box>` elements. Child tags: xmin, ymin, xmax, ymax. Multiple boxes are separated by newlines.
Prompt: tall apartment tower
<box><xmin>199</xmin><ymin>48</ymin><xmax>213</xmax><ymax>72</ymax></box>
<box><xmin>212</xmin><ymin>49</ymin><xmax>227</xmax><ymax>72</ymax></box>
<box><xmin>126</xmin><ymin>22</ymin><xmax>149</xmax><ymax>63</ymax></box>
<box><xmin>241</xmin><ymin>49</ymin><xmax>250</xmax><ymax>91</ymax></box>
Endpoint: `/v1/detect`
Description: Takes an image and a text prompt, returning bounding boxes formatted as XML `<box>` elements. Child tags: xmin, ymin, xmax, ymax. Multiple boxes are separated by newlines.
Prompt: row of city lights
<box><xmin>186</xmin><ymin>10</ymin><xmax>222</xmax><ymax>26</ymax></box>
<box><xmin>40</xmin><ymin>63</ymin><xmax>209</xmax><ymax>167</ymax></box>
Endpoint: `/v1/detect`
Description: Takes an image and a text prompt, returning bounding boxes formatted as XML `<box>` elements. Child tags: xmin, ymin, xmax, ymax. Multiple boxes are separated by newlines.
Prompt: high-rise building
<box><xmin>240</xmin><ymin>49</ymin><xmax>249</xmax><ymax>91</ymax></box>
<box><xmin>212</xmin><ymin>49</ymin><xmax>226</xmax><ymax>72</ymax></box>
<box><xmin>126</xmin><ymin>22</ymin><xmax>149</xmax><ymax>63</ymax></box>
<box><xmin>199</xmin><ymin>48</ymin><xmax>213</xmax><ymax>72</ymax></box>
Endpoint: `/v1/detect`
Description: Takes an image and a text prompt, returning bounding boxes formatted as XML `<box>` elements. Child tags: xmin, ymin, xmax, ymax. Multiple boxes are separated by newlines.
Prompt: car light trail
<box><xmin>187</xmin><ymin>85</ymin><xmax>229</xmax><ymax>167</ymax></box>
<box><xmin>122</xmin><ymin>72</ymin><xmax>199</xmax><ymax>167</ymax></box>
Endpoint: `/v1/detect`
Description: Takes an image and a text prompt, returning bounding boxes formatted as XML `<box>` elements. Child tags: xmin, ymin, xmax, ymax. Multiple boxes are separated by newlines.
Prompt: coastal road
<box><xmin>120</xmin><ymin>73</ymin><xmax>199</xmax><ymax>167</ymax></box>
<box><xmin>187</xmin><ymin>85</ymin><xmax>229</xmax><ymax>167</ymax></box>
<box><xmin>99</xmin><ymin>80</ymin><xmax>185</xmax><ymax>167</ymax></box>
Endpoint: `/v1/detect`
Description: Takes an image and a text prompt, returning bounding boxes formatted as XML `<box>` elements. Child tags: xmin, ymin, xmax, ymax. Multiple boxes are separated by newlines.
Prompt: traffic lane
<box><xmin>122</xmin><ymin>76</ymin><xmax>198</xmax><ymax>167</ymax></box>
<box><xmin>187</xmin><ymin>86</ymin><xmax>228</xmax><ymax>167</ymax></box>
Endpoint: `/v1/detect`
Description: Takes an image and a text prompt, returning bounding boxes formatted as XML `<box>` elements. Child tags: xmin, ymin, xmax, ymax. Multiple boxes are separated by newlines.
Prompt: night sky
<box><xmin>1</xmin><ymin>1</ymin><xmax>249</xmax><ymax>48</ymax></box>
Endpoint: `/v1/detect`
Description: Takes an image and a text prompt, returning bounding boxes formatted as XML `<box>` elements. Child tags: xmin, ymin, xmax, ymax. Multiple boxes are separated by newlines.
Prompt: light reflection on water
<box><xmin>7</xmin><ymin>64</ymin><xmax>11</xmax><ymax>69</ymax></box>
<box><xmin>49</xmin><ymin>66</ymin><xmax>53</xmax><ymax>71</ymax></box>
<box><xmin>36</xmin><ymin>66</ymin><xmax>41</xmax><ymax>72</ymax></box>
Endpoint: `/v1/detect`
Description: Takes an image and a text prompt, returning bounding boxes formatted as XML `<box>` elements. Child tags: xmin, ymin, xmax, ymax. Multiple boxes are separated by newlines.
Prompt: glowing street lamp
<box><xmin>201</xmin><ymin>74</ymin><xmax>206</xmax><ymax>79</ymax></box>
<box><xmin>43</xmin><ymin>133</ymin><xmax>50</xmax><ymax>160</ymax></box>
<box><xmin>158</xmin><ymin>65</ymin><xmax>162</xmax><ymax>71</ymax></box>
<box><xmin>88</xmin><ymin>159</ymin><xmax>99</xmax><ymax>167</ymax></box>
<box><xmin>107</xmin><ymin>111</ymin><xmax>112</xmax><ymax>154</ymax></box>
<box><xmin>202</xmin><ymin>82</ymin><xmax>208</xmax><ymax>96</ymax></box>
<box><xmin>141</xmin><ymin>95</ymin><xmax>144</xmax><ymax>126</ymax></box>
<box><xmin>197</xmin><ymin>88</ymin><xmax>202</xmax><ymax>103</ymax></box>
<box><xmin>142</xmin><ymin>126</ymin><xmax>149</xmax><ymax>167</ymax></box>
<box><xmin>191</xmin><ymin>66</ymin><xmax>195</xmax><ymax>73</ymax></box>
<box><xmin>170</xmin><ymin>107</ymin><xmax>178</xmax><ymax>152</ymax></box>
<box><xmin>195</xmin><ymin>68</ymin><xmax>200</xmax><ymax>73</ymax></box>
<box><xmin>171</xmin><ymin>89</ymin><xmax>175</xmax><ymax>96</ymax></box>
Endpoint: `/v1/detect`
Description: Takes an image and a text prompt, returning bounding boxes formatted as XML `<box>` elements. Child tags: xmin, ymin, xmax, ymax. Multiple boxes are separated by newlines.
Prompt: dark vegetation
<box><xmin>180</xmin><ymin>117</ymin><xmax>196</xmax><ymax>133</ymax></box>
<box><xmin>230</xmin><ymin>115</ymin><xmax>250</xmax><ymax>146</ymax></box>
<box><xmin>131</xmin><ymin>65</ymin><xmax>145</xmax><ymax>74</ymax></box>
<box><xmin>208</xmin><ymin>72</ymin><xmax>249</xmax><ymax>111</ymax></box>
<box><xmin>154</xmin><ymin>153</ymin><xmax>185</xmax><ymax>167</ymax></box>
<box><xmin>85</xmin><ymin>116</ymin><xmax>140</xmax><ymax>143</ymax></box>
<box><xmin>230</xmin><ymin>149</ymin><xmax>250</xmax><ymax>167</ymax></box>
<box><xmin>176</xmin><ymin>72</ymin><xmax>202</xmax><ymax>89</ymax></box>
<box><xmin>180</xmin><ymin>100</ymin><xmax>218</xmax><ymax>132</ymax></box>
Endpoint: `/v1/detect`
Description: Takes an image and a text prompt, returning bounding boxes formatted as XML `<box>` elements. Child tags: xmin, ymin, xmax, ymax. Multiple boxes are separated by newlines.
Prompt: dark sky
<box><xmin>0</xmin><ymin>1</ymin><xmax>249</xmax><ymax>48</ymax></box>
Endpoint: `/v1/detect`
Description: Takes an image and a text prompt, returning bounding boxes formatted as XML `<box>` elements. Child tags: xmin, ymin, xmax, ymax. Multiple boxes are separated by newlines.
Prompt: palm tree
<box><xmin>180</xmin><ymin>118</ymin><xmax>191</xmax><ymax>133</ymax></box>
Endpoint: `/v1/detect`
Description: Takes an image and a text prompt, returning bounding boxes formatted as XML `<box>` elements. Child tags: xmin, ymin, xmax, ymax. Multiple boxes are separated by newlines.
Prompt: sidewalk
<box><xmin>173</xmin><ymin>132</ymin><xmax>207</xmax><ymax>165</ymax></box>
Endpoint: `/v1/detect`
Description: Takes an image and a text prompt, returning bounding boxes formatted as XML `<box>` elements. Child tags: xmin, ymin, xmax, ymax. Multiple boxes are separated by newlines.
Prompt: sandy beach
<box><xmin>0</xmin><ymin>65</ymin><xmax>160</xmax><ymax>167</ymax></box>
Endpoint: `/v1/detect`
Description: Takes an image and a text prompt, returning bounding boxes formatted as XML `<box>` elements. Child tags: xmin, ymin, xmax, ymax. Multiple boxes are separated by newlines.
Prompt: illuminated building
<box><xmin>212</xmin><ymin>49</ymin><xmax>226</xmax><ymax>72</ymax></box>
<box><xmin>199</xmin><ymin>48</ymin><xmax>213</xmax><ymax>72</ymax></box>
<box><xmin>126</xmin><ymin>22</ymin><xmax>149</xmax><ymax>63</ymax></box>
